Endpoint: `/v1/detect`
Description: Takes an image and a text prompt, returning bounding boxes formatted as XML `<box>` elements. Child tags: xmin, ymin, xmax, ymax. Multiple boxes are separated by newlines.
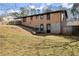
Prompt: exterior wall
<box><xmin>61</xmin><ymin>13</ymin><xmax>72</xmax><ymax>35</ymax></box>
<box><xmin>21</xmin><ymin>12</ymin><xmax>62</xmax><ymax>34</ymax></box>
<box><xmin>21</xmin><ymin>11</ymin><xmax>75</xmax><ymax>35</ymax></box>
<box><xmin>22</xmin><ymin>17</ymin><xmax>31</xmax><ymax>27</ymax></box>
<box><xmin>50</xmin><ymin>13</ymin><xmax>61</xmax><ymax>34</ymax></box>
<box><xmin>50</xmin><ymin>13</ymin><xmax>61</xmax><ymax>24</ymax></box>
<box><xmin>51</xmin><ymin>23</ymin><xmax>61</xmax><ymax>34</ymax></box>
<box><xmin>31</xmin><ymin>16</ymin><xmax>39</xmax><ymax>27</ymax></box>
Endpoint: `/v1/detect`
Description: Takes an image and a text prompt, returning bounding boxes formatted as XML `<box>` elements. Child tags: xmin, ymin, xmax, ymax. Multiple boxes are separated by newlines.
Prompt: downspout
<box><xmin>60</xmin><ymin>12</ymin><xmax>63</xmax><ymax>34</ymax></box>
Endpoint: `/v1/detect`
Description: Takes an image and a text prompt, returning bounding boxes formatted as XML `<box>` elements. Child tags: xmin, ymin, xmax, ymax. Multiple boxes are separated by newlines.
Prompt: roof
<box><xmin>15</xmin><ymin>10</ymin><xmax>68</xmax><ymax>19</ymax></box>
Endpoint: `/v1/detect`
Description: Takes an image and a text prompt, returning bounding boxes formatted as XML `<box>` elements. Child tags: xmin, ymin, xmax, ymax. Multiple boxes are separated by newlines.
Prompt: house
<box><xmin>17</xmin><ymin>10</ymin><xmax>68</xmax><ymax>34</ymax></box>
<box><xmin>3</xmin><ymin>15</ymin><xmax>16</xmax><ymax>21</ymax></box>
<box><xmin>16</xmin><ymin>10</ymin><xmax>79</xmax><ymax>35</ymax></box>
<box><xmin>2</xmin><ymin>15</ymin><xmax>21</xmax><ymax>25</ymax></box>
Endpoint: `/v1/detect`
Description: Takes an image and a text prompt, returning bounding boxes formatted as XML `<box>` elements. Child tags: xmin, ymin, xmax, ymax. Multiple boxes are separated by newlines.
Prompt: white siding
<box><xmin>51</xmin><ymin>23</ymin><xmax>61</xmax><ymax>34</ymax></box>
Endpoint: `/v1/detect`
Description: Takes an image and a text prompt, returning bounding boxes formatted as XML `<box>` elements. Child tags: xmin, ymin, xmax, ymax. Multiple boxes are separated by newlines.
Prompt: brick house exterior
<box><xmin>17</xmin><ymin>10</ymin><xmax>72</xmax><ymax>34</ymax></box>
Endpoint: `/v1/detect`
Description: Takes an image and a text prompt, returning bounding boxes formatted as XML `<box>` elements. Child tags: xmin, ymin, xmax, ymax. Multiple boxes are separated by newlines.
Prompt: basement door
<box><xmin>46</xmin><ymin>24</ymin><xmax>51</xmax><ymax>33</ymax></box>
<box><xmin>40</xmin><ymin>24</ymin><xmax>44</xmax><ymax>33</ymax></box>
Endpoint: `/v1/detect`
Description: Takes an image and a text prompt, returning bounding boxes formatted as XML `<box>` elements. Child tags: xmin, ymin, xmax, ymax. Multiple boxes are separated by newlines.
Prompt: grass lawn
<box><xmin>0</xmin><ymin>25</ymin><xmax>79</xmax><ymax>56</ymax></box>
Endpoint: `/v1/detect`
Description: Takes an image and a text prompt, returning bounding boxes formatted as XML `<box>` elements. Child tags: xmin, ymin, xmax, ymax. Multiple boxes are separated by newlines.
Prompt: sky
<box><xmin>0</xmin><ymin>3</ymin><xmax>73</xmax><ymax>15</ymax></box>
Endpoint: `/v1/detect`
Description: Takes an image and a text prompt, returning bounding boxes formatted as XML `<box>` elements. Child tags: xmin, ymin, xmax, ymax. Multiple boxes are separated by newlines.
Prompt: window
<box><xmin>36</xmin><ymin>16</ymin><xmax>38</xmax><ymax>19</ymax></box>
<box><xmin>40</xmin><ymin>24</ymin><xmax>44</xmax><ymax>31</ymax></box>
<box><xmin>40</xmin><ymin>15</ymin><xmax>44</xmax><ymax>19</ymax></box>
<box><xmin>23</xmin><ymin>17</ymin><xmax>26</xmax><ymax>22</ymax></box>
<box><xmin>47</xmin><ymin>13</ymin><xmax>50</xmax><ymax>20</ymax></box>
<box><xmin>30</xmin><ymin>16</ymin><xmax>33</xmax><ymax>20</ymax></box>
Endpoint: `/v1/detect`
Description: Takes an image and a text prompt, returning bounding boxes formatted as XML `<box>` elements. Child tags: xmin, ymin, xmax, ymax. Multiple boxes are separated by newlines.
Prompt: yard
<box><xmin>0</xmin><ymin>25</ymin><xmax>79</xmax><ymax>56</ymax></box>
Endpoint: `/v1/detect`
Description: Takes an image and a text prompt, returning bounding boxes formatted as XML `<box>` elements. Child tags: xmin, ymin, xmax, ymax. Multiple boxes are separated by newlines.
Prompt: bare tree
<box><xmin>20</xmin><ymin>7</ymin><xmax>29</xmax><ymax>17</ymax></box>
<box><xmin>43</xmin><ymin>5</ymin><xmax>52</xmax><ymax>13</ymax></box>
<box><xmin>71</xmin><ymin>3</ymin><xmax>79</xmax><ymax>17</ymax></box>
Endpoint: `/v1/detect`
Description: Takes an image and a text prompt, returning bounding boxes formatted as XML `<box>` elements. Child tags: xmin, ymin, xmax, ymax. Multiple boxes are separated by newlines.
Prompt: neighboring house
<box><xmin>2</xmin><ymin>15</ymin><xmax>21</xmax><ymax>24</ymax></box>
<box><xmin>3</xmin><ymin>16</ymin><xmax>16</xmax><ymax>21</ymax></box>
<box><xmin>16</xmin><ymin>10</ymin><xmax>79</xmax><ymax>35</ymax></box>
